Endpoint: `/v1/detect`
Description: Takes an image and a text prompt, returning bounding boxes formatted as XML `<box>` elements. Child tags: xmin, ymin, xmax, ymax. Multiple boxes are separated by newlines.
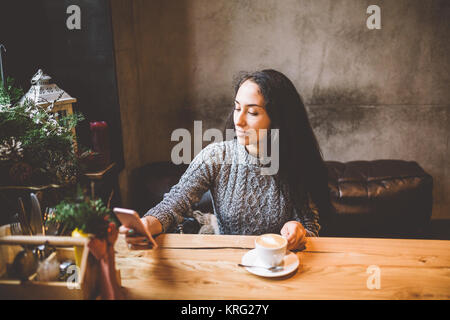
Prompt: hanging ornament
<box><xmin>0</xmin><ymin>137</ymin><xmax>24</xmax><ymax>162</ymax></box>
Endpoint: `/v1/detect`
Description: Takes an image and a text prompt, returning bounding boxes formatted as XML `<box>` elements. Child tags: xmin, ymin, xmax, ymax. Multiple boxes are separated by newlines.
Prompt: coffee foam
<box><xmin>256</xmin><ymin>234</ymin><xmax>286</xmax><ymax>248</ymax></box>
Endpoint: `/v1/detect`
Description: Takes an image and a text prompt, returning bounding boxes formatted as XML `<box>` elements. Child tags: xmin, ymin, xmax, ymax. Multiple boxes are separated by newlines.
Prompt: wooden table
<box><xmin>115</xmin><ymin>234</ymin><xmax>450</xmax><ymax>300</ymax></box>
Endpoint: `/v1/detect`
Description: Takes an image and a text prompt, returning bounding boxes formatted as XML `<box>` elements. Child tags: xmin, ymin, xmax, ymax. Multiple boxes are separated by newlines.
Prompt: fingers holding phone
<box><xmin>115</xmin><ymin>208</ymin><xmax>159</xmax><ymax>249</ymax></box>
<box><xmin>119</xmin><ymin>226</ymin><xmax>151</xmax><ymax>249</ymax></box>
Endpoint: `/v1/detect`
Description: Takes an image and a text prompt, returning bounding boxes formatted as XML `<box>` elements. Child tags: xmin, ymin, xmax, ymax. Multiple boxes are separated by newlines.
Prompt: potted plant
<box><xmin>39</xmin><ymin>187</ymin><xmax>122</xmax><ymax>299</ymax></box>
<box><xmin>48</xmin><ymin>187</ymin><xmax>115</xmax><ymax>264</ymax></box>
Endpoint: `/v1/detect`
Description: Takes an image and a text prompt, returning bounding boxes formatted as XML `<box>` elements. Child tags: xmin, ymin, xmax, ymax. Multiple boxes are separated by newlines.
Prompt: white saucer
<box><xmin>241</xmin><ymin>249</ymin><xmax>299</xmax><ymax>277</ymax></box>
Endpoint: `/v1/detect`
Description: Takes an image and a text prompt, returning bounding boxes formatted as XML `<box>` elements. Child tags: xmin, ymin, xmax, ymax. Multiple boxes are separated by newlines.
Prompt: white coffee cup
<box><xmin>254</xmin><ymin>233</ymin><xmax>287</xmax><ymax>267</ymax></box>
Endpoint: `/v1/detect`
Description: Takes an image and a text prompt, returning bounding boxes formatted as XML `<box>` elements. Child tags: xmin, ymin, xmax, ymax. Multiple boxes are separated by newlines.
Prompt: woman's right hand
<box><xmin>118</xmin><ymin>215</ymin><xmax>163</xmax><ymax>249</ymax></box>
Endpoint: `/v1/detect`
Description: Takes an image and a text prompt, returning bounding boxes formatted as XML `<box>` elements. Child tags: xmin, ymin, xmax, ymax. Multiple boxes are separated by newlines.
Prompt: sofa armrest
<box><xmin>324</xmin><ymin>160</ymin><xmax>433</xmax><ymax>238</ymax></box>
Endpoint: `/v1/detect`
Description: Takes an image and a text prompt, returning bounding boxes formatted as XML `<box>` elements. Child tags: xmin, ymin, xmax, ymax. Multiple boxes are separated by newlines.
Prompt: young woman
<box><xmin>120</xmin><ymin>69</ymin><xmax>331</xmax><ymax>251</ymax></box>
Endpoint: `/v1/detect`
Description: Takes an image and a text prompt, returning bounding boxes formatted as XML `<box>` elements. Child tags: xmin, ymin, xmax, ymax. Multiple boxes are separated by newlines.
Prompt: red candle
<box><xmin>90</xmin><ymin>121</ymin><xmax>111</xmax><ymax>168</ymax></box>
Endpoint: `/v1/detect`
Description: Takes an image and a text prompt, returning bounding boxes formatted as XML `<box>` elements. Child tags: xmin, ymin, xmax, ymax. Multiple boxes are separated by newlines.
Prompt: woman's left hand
<box><xmin>280</xmin><ymin>221</ymin><xmax>307</xmax><ymax>251</ymax></box>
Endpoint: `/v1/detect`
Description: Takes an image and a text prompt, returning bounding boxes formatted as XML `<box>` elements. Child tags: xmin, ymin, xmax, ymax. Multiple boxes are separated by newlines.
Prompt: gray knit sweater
<box><xmin>144</xmin><ymin>139</ymin><xmax>321</xmax><ymax>237</ymax></box>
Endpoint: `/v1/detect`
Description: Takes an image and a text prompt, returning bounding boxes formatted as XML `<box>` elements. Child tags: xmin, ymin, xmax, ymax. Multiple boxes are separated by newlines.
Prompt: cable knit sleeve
<box><xmin>293</xmin><ymin>193</ymin><xmax>321</xmax><ymax>237</ymax></box>
<box><xmin>143</xmin><ymin>143</ymin><xmax>221</xmax><ymax>233</ymax></box>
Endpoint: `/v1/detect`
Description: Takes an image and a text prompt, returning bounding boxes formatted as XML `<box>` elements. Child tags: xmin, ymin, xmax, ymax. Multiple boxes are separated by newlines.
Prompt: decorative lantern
<box><xmin>20</xmin><ymin>69</ymin><xmax>78</xmax><ymax>153</ymax></box>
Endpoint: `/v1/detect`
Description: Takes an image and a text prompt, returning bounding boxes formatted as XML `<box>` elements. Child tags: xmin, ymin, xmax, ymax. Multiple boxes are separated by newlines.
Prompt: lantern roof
<box><xmin>20</xmin><ymin>69</ymin><xmax>76</xmax><ymax>108</ymax></box>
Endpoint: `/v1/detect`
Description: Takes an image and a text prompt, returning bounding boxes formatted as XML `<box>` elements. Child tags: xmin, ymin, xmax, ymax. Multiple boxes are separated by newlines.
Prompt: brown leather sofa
<box><xmin>130</xmin><ymin>160</ymin><xmax>433</xmax><ymax>238</ymax></box>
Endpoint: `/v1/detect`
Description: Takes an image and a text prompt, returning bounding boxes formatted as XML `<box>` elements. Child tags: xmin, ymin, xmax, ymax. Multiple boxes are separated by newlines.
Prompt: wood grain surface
<box><xmin>114</xmin><ymin>234</ymin><xmax>450</xmax><ymax>300</ymax></box>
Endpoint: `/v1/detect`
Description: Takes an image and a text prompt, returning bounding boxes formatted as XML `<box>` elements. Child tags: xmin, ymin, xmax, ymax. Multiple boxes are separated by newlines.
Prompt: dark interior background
<box><xmin>0</xmin><ymin>0</ymin><xmax>123</xmax><ymax>170</ymax></box>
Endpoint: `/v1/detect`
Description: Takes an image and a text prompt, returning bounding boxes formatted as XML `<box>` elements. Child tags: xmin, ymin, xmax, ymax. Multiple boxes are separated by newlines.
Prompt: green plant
<box><xmin>50</xmin><ymin>186</ymin><xmax>115</xmax><ymax>239</ymax></box>
<box><xmin>0</xmin><ymin>77</ymin><xmax>24</xmax><ymax>106</ymax></box>
<box><xmin>0</xmin><ymin>77</ymin><xmax>84</xmax><ymax>185</ymax></box>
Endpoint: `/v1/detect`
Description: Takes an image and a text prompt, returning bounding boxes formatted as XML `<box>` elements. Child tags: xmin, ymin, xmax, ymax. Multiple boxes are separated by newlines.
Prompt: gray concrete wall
<box><xmin>111</xmin><ymin>0</ymin><xmax>449</xmax><ymax>219</ymax></box>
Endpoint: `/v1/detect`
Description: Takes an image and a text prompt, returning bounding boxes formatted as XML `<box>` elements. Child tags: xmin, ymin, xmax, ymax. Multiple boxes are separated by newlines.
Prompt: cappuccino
<box><xmin>255</xmin><ymin>234</ymin><xmax>287</xmax><ymax>249</ymax></box>
<box><xmin>254</xmin><ymin>233</ymin><xmax>287</xmax><ymax>267</ymax></box>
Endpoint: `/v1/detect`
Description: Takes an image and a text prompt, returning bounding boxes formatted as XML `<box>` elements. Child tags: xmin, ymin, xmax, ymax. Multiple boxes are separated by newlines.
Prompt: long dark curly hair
<box><xmin>224</xmin><ymin>69</ymin><xmax>331</xmax><ymax>229</ymax></box>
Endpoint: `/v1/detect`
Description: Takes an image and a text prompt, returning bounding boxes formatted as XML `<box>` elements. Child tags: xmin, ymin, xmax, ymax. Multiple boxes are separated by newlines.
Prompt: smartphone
<box><xmin>113</xmin><ymin>208</ymin><xmax>158</xmax><ymax>248</ymax></box>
